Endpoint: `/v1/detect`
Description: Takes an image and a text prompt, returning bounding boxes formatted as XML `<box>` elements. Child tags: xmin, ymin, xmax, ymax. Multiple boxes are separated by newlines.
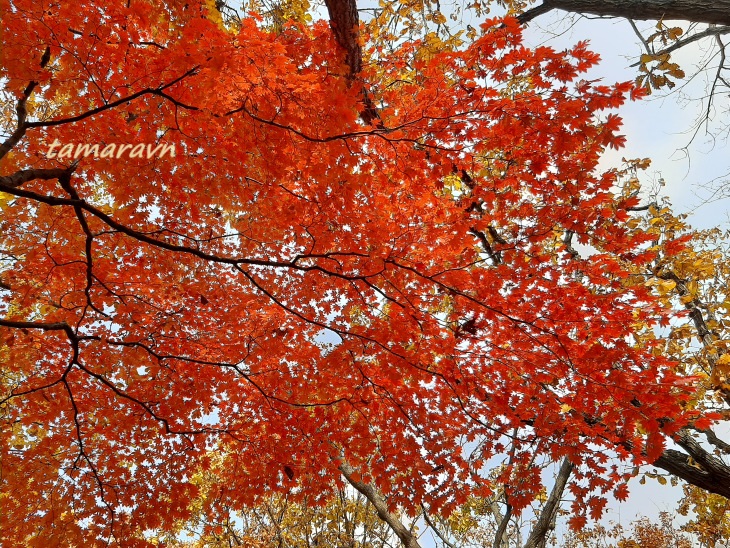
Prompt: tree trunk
<box><xmin>523</xmin><ymin>458</ymin><xmax>573</xmax><ymax>548</ymax></box>
<box><xmin>323</xmin><ymin>0</ymin><xmax>362</xmax><ymax>77</ymax></box>
<box><xmin>519</xmin><ymin>0</ymin><xmax>730</xmax><ymax>26</ymax></box>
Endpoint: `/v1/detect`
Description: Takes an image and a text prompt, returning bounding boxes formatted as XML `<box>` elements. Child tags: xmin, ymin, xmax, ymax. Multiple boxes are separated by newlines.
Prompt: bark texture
<box><xmin>523</xmin><ymin>458</ymin><xmax>574</xmax><ymax>548</ymax></box>
<box><xmin>654</xmin><ymin>429</ymin><xmax>730</xmax><ymax>499</ymax></box>
<box><xmin>518</xmin><ymin>0</ymin><xmax>730</xmax><ymax>26</ymax></box>
<box><xmin>323</xmin><ymin>0</ymin><xmax>362</xmax><ymax>77</ymax></box>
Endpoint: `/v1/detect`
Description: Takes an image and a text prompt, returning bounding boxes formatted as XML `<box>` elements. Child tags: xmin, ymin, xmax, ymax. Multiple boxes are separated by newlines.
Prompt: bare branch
<box><xmin>628</xmin><ymin>18</ymin><xmax>653</xmax><ymax>54</ymax></box>
<box><xmin>629</xmin><ymin>25</ymin><xmax>730</xmax><ymax>66</ymax></box>
<box><xmin>421</xmin><ymin>505</ymin><xmax>458</xmax><ymax>548</ymax></box>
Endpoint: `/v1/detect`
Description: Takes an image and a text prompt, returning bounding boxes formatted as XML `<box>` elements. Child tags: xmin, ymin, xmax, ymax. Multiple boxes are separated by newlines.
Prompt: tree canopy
<box><xmin>1</xmin><ymin>0</ymin><xmax>729</xmax><ymax>546</ymax></box>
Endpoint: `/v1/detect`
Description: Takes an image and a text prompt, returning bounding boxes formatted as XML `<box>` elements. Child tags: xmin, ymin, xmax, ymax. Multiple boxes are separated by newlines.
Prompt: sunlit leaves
<box><xmin>0</xmin><ymin>0</ymin><xmax>710</xmax><ymax>544</ymax></box>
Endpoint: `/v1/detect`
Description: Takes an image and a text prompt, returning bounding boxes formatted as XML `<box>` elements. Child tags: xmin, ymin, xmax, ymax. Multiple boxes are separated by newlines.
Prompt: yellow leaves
<box><xmin>657</xmin><ymin>279</ymin><xmax>676</xmax><ymax>294</ymax></box>
<box><xmin>639</xmin><ymin>53</ymin><xmax>656</xmax><ymax>65</ymax></box>
<box><xmin>643</xmin><ymin>277</ymin><xmax>678</xmax><ymax>299</ymax></box>
<box><xmin>711</xmin><ymin>354</ymin><xmax>730</xmax><ymax>389</ymax></box>
<box><xmin>649</xmin><ymin>20</ymin><xmax>685</xmax><ymax>45</ymax></box>
<box><xmin>636</xmin><ymin>53</ymin><xmax>684</xmax><ymax>93</ymax></box>
<box><xmin>7</xmin><ymin>421</ymin><xmax>46</xmax><ymax>451</ymax></box>
<box><xmin>441</xmin><ymin>173</ymin><xmax>464</xmax><ymax>194</ymax></box>
<box><xmin>678</xmin><ymin>484</ymin><xmax>730</xmax><ymax>546</ymax></box>
<box><xmin>634</xmin><ymin>21</ymin><xmax>686</xmax><ymax>94</ymax></box>
<box><xmin>0</xmin><ymin>190</ymin><xmax>12</xmax><ymax>212</ymax></box>
<box><xmin>417</xmin><ymin>32</ymin><xmax>447</xmax><ymax>62</ymax></box>
<box><xmin>202</xmin><ymin>0</ymin><xmax>226</xmax><ymax>30</ymax></box>
<box><xmin>265</xmin><ymin>0</ymin><xmax>312</xmax><ymax>32</ymax></box>
<box><xmin>666</xmin><ymin>27</ymin><xmax>684</xmax><ymax>41</ymax></box>
<box><xmin>639</xmin><ymin>471</ymin><xmax>671</xmax><ymax>487</ymax></box>
<box><xmin>446</xmin><ymin>506</ymin><xmax>480</xmax><ymax>535</ymax></box>
<box><xmin>536</xmin><ymin>486</ymin><xmax>548</xmax><ymax>503</ymax></box>
<box><xmin>428</xmin><ymin>11</ymin><xmax>447</xmax><ymax>25</ymax></box>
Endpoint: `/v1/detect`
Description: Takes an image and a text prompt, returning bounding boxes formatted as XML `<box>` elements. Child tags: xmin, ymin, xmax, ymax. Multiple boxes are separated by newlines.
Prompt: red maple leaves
<box><xmin>0</xmin><ymin>1</ymin><xmax>696</xmax><ymax>544</ymax></box>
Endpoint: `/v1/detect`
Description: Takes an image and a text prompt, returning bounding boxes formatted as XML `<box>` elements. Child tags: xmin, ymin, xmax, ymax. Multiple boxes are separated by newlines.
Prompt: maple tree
<box><xmin>1</xmin><ymin>0</ymin><xmax>728</xmax><ymax>546</ymax></box>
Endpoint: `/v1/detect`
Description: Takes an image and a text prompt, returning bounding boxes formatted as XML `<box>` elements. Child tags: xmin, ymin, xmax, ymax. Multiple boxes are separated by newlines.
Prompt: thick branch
<box><xmin>0</xmin><ymin>166</ymin><xmax>76</xmax><ymax>189</ymax></box>
<box><xmin>696</xmin><ymin>427</ymin><xmax>730</xmax><ymax>453</ymax></box>
<box><xmin>0</xmin><ymin>318</ymin><xmax>77</xmax><ymax>341</ymax></box>
<box><xmin>654</xmin><ymin>441</ymin><xmax>730</xmax><ymax>499</ymax></box>
<box><xmin>492</xmin><ymin>503</ymin><xmax>513</xmax><ymax>548</ymax></box>
<box><xmin>339</xmin><ymin>462</ymin><xmax>422</xmax><ymax>548</ymax></box>
<box><xmin>518</xmin><ymin>1</ymin><xmax>730</xmax><ymax>26</ymax></box>
<box><xmin>675</xmin><ymin>429</ymin><xmax>730</xmax><ymax>483</ymax></box>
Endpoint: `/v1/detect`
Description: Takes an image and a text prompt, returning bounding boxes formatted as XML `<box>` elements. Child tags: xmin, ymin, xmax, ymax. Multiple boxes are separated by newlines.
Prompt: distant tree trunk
<box><xmin>518</xmin><ymin>0</ymin><xmax>730</xmax><ymax>26</ymax></box>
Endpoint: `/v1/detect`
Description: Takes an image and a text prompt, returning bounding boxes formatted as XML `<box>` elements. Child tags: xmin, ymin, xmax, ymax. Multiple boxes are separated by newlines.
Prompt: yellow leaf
<box><xmin>667</xmin><ymin>27</ymin><xmax>683</xmax><ymax>40</ymax></box>
<box><xmin>640</xmin><ymin>53</ymin><xmax>655</xmax><ymax>64</ymax></box>
<box><xmin>656</xmin><ymin>279</ymin><xmax>676</xmax><ymax>294</ymax></box>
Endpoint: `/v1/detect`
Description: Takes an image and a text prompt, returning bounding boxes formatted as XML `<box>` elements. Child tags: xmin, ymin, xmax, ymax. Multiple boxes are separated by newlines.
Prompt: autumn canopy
<box><xmin>0</xmin><ymin>0</ymin><xmax>711</xmax><ymax>544</ymax></box>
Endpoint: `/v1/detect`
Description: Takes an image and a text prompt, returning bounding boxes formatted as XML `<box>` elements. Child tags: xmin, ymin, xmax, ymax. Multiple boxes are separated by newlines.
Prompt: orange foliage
<box><xmin>0</xmin><ymin>1</ymin><xmax>697</xmax><ymax>544</ymax></box>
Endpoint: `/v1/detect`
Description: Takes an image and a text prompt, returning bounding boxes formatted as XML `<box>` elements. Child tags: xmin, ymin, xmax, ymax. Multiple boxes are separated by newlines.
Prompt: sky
<box><xmin>519</xmin><ymin>11</ymin><xmax>730</xmax><ymax>232</ymax></box>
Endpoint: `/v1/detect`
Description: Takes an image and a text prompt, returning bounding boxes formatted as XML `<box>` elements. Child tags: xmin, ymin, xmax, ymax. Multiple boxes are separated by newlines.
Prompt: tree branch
<box><xmin>421</xmin><ymin>505</ymin><xmax>458</xmax><ymax>548</ymax></box>
<box><xmin>0</xmin><ymin>165</ymin><xmax>77</xmax><ymax>189</ymax></box>
<box><xmin>523</xmin><ymin>458</ymin><xmax>573</xmax><ymax>548</ymax></box>
<box><xmin>339</xmin><ymin>462</ymin><xmax>422</xmax><ymax>548</ymax></box>
<box><xmin>629</xmin><ymin>25</ymin><xmax>730</xmax><ymax>66</ymax></box>
<box><xmin>517</xmin><ymin>2</ymin><xmax>556</xmax><ymax>25</ymax></box>
<box><xmin>0</xmin><ymin>81</ymin><xmax>37</xmax><ymax>161</ymax></box>
<box><xmin>492</xmin><ymin>502</ymin><xmax>513</xmax><ymax>548</ymax></box>
<box><xmin>517</xmin><ymin>0</ymin><xmax>730</xmax><ymax>27</ymax></box>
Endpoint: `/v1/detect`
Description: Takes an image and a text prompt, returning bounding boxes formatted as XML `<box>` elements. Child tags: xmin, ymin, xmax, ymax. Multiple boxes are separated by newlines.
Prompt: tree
<box><xmin>0</xmin><ymin>0</ymin><xmax>726</xmax><ymax>546</ymax></box>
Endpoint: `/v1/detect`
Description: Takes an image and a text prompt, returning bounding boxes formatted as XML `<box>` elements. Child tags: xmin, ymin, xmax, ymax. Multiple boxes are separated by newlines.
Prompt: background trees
<box><xmin>1</xmin><ymin>0</ymin><xmax>729</xmax><ymax>546</ymax></box>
